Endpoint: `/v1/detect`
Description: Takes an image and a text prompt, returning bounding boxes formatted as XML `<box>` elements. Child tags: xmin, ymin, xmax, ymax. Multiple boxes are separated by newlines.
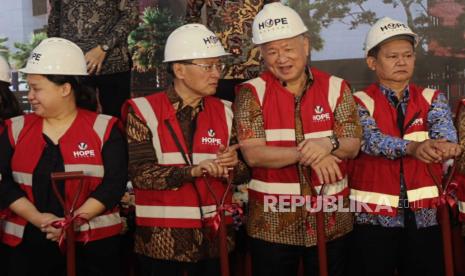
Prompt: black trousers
<box><xmin>249</xmin><ymin>235</ymin><xmax>348</xmax><ymax>276</ymax></box>
<box><xmin>1</xmin><ymin>234</ymin><xmax>121</xmax><ymax>276</ymax></box>
<box><xmin>83</xmin><ymin>71</ymin><xmax>131</xmax><ymax>118</ymax></box>
<box><xmin>136</xmin><ymin>254</ymin><xmax>232</xmax><ymax>276</ymax></box>
<box><xmin>348</xmin><ymin>210</ymin><xmax>444</xmax><ymax>276</ymax></box>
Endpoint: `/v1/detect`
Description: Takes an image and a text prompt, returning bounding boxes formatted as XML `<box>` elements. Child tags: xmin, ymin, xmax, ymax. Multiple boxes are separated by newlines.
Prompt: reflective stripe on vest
<box><xmin>131</xmin><ymin>97</ymin><xmax>166</xmax><ymax>163</ymax></box>
<box><xmin>354</xmin><ymin>88</ymin><xmax>435</xmax><ymax>116</ymax></box>
<box><xmin>249</xmin><ymin>177</ymin><xmax>348</xmax><ymax>196</ymax></box>
<box><xmin>354</xmin><ymin>90</ymin><xmax>432</xmax><ymax>143</ymax></box>
<box><xmin>406</xmin><ymin>185</ymin><xmax>438</xmax><ymax>203</ymax></box>
<box><xmin>4</xmin><ymin>113</ymin><xmax>121</xmax><ymax>245</ymax></box>
<box><xmin>131</xmin><ymin>97</ymin><xmax>233</xmax><ymax>165</ymax></box>
<box><xmin>244</xmin><ymin>77</ymin><xmax>267</xmax><ymax>105</ymax></box>
<box><xmin>78</xmin><ymin>212</ymin><xmax>121</xmax><ymax>231</ymax></box>
<box><xmin>350</xmin><ymin>189</ymin><xmax>399</xmax><ymax>208</ymax></box>
<box><xmin>247</xmin><ymin>74</ymin><xmax>345</xmax><ymax>196</ymax></box>
<box><xmin>12</xmin><ymin>172</ymin><xmax>32</xmax><ymax>186</ymax></box>
<box><xmin>136</xmin><ymin>204</ymin><xmax>218</xmax><ymax>220</ymax></box>
<box><xmin>93</xmin><ymin>114</ymin><xmax>112</xmax><ymax>149</ymax></box>
<box><xmin>250</xmin><ymin>75</ymin><xmax>341</xmax><ymax>142</ymax></box>
<box><xmin>10</xmin><ymin>116</ymin><xmax>24</xmax><ymax>145</ymax></box>
<box><xmin>459</xmin><ymin>200</ymin><xmax>465</xmax><ymax>215</ymax></box>
<box><xmin>3</xmin><ymin>220</ymin><xmax>24</xmax><ymax>240</ymax></box>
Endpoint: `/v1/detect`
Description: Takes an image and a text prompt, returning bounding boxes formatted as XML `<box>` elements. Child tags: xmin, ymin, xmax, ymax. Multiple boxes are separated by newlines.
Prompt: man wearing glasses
<box><xmin>122</xmin><ymin>24</ymin><xmax>249</xmax><ymax>276</ymax></box>
<box><xmin>234</xmin><ymin>3</ymin><xmax>361</xmax><ymax>275</ymax></box>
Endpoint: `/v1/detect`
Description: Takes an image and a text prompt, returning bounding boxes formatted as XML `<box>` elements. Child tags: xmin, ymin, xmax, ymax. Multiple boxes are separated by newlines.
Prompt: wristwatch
<box><xmin>100</xmin><ymin>44</ymin><xmax>110</xmax><ymax>52</ymax></box>
<box><xmin>328</xmin><ymin>134</ymin><xmax>340</xmax><ymax>152</ymax></box>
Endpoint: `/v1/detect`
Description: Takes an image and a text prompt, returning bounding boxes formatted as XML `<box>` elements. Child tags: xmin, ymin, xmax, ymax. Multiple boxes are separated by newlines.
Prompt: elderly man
<box><xmin>234</xmin><ymin>3</ymin><xmax>361</xmax><ymax>275</ymax></box>
<box><xmin>123</xmin><ymin>24</ymin><xmax>249</xmax><ymax>276</ymax></box>
<box><xmin>349</xmin><ymin>17</ymin><xmax>461</xmax><ymax>276</ymax></box>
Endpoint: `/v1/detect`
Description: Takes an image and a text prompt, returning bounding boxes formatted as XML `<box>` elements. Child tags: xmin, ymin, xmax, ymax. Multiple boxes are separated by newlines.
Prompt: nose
<box><xmin>397</xmin><ymin>56</ymin><xmax>407</xmax><ymax>65</ymax></box>
<box><xmin>27</xmin><ymin>89</ymin><xmax>34</xmax><ymax>101</ymax></box>
<box><xmin>210</xmin><ymin>67</ymin><xmax>221</xmax><ymax>78</ymax></box>
<box><xmin>276</xmin><ymin>51</ymin><xmax>289</xmax><ymax>64</ymax></box>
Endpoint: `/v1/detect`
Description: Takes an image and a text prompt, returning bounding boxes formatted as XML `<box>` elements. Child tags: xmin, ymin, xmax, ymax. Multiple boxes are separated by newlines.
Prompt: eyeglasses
<box><xmin>179</xmin><ymin>61</ymin><xmax>226</xmax><ymax>73</ymax></box>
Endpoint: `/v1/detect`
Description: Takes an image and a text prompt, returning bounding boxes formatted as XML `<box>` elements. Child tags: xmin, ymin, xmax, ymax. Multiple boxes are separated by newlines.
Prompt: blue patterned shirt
<box><xmin>355</xmin><ymin>84</ymin><xmax>457</xmax><ymax>228</ymax></box>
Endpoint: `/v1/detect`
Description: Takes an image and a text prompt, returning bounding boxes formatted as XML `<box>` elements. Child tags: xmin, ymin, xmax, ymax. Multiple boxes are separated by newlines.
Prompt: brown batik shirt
<box><xmin>234</xmin><ymin>69</ymin><xmax>362</xmax><ymax>247</ymax></box>
<box><xmin>126</xmin><ymin>87</ymin><xmax>250</xmax><ymax>262</ymax></box>
<box><xmin>47</xmin><ymin>0</ymin><xmax>139</xmax><ymax>75</ymax></box>
<box><xmin>185</xmin><ymin>0</ymin><xmax>279</xmax><ymax>79</ymax></box>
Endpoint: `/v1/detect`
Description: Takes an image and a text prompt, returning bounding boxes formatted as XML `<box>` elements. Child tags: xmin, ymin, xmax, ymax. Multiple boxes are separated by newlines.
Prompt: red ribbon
<box><xmin>433</xmin><ymin>181</ymin><xmax>458</xmax><ymax>208</ymax></box>
<box><xmin>432</xmin><ymin>181</ymin><xmax>458</xmax><ymax>218</ymax></box>
<box><xmin>49</xmin><ymin>214</ymin><xmax>91</xmax><ymax>252</ymax></box>
<box><xmin>204</xmin><ymin>204</ymin><xmax>243</xmax><ymax>236</ymax></box>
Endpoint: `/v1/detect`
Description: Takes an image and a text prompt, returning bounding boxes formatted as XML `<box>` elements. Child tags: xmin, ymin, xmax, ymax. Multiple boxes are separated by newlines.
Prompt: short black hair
<box><xmin>0</xmin><ymin>81</ymin><xmax>22</xmax><ymax>123</ymax></box>
<box><xmin>367</xmin><ymin>35</ymin><xmax>415</xmax><ymax>58</ymax></box>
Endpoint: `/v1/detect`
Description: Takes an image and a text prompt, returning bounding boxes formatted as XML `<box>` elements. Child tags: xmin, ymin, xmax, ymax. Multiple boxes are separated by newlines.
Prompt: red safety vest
<box><xmin>124</xmin><ymin>92</ymin><xmax>234</xmax><ymax>228</ymax></box>
<box><xmin>238</xmin><ymin>68</ymin><xmax>349</xmax><ymax>202</ymax></box>
<box><xmin>1</xmin><ymin>109</ymin><xmax>122</xmax><ymax>247</ymax></box>
<box><xmin>349</xmin><ymin>83</ymin><xmax>442</xmax><ymax>216</ymax></box>
<box><xmin>454</xmin><ymin>99</ymin><xmax>465</xmax><ymax>221</ymax></box>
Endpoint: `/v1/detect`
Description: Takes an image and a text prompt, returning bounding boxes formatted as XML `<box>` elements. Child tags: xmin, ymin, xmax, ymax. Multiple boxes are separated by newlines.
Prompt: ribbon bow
<box><xmin>49</xmin><ymin>214</ymin><xmax>91</xmax><ymax>252</ymax></box>
<box><xmin>432</xmin><ymin>181</ymin><xmax>459</xmax><ymax>220</ymax></box>
<box><xmin>204</xmin><ymin>203</ymin><xmax>243</xmax><ymax>236</ymax></box>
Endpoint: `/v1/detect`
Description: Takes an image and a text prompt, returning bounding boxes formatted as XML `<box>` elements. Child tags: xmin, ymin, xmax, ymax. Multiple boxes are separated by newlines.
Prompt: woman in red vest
<box><xmin>0</xmin><ymin>38</ymin><xmax>127</xmax><ymax>276</ymax></box>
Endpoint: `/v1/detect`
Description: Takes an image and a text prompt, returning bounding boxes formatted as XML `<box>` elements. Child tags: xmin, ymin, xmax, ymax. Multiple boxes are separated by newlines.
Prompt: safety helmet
<box><xmin>364</xmin><ymin>17</ymin><xmax>418</xmax><ymax>56</ymax></box>
<box><xmin>0</xmin><ymin>55</ymin><xmax>11</xmax><ymax>83</ymax></box>
<box><xmin>252</xmin><ymin>2</ymin><xmax>308</xmax><ymax>45</ymax></box>
<box><xmin>19</xmin><ymin>37</ymin><xmax>88</xmax><ymax>75</ymax></box>
<box><xmin>163</xmin><ymin>24</ymin><xmax>230</xmax><ymax>63</ymax></box>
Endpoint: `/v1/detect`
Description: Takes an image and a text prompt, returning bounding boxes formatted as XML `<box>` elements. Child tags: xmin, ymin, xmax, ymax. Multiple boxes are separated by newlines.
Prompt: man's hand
<box><xmin>310</xmin><ymin>155</ymin><xmax>343</xmax><ymax>185</ymax></box>
<box><xmin>85</xmin><ymin>46</ymin><xmax>107</xmax><ymax>75</ymax></box>
<box><xmin>433</xmin><ymin>139</ymin><xmax>462</xmax><ymax>160</ymax></box>
<box><xmin>216</xmin><ymin>144</ymin><xmax>240</xmax><ymax>168</ymax></box>
<box><xmin>407</xmin><ymin>139</ymin><xmax>443</xmax><ymax>163</ymax></box>
<box><xmin>297</xmin><ymin>137</ymin><xmax>333</xmax><ymax>166</ymax></box>
<box><xmin>191</xmin><ymin>159</ymin><xmax>228</xmax><ymax>178</ymax></box>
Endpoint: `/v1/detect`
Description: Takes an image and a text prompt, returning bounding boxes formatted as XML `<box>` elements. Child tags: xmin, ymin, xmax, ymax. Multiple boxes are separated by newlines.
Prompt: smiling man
<box><xmin>348</xmin><ymin>17</ymin><xmax>461</xmax><ymax>276</ymax></box>
<box><xmin>234</xmin><ymin>3</ymin><xmax>361</xmax><ymax>275</ymax></box>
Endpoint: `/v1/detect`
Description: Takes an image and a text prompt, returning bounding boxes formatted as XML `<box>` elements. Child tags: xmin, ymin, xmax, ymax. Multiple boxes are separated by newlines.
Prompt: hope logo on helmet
<box><xmin>380</xmin><ymin>23</ymin><xmax>409</xmax><ymax>32</ymax></box>
<box><xmin>203</xmin><ymin>35</ymin><xmax>219</xmax><ymax>45</ymax></box>
<box><xmin>258</xmin><ymin>18</ymin><xmax>289</xmax><ymax>30</ymax></box>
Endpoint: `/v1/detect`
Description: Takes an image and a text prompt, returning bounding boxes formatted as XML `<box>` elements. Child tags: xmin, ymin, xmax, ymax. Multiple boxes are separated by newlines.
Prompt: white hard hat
<box><xmin>0</xmin><ymin>55</ymin><xmax>11</xmax><ymax>83</ymax></box>
<box><xmin>163</xmin><ymin>24</ymin><xmax>230</xmax><ymax>63</ymax></box>
<box><xmin>252</xmin><ymin>2</ymin><xmax>308</xmax><ymax>45</ymax></box>
<box><xmin>364</xmin><ymin>17</ymin><xmax>418</xmax><ymax>56</ymax></box>
<box><xmin>19</xmin><ymin>37</ymin><xmax>88</xmax><ymax>75</ymax></box>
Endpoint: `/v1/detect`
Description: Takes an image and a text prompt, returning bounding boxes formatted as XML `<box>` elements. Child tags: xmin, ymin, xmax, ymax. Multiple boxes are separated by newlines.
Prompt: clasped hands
<box><xmin>297</xmin><ymin>137</ymin><xmax>342</xmax><ymax>185</ymax></box>
<box><xmin>407</xmin><ymin>139</ymin><xmax>462</xmax><ymax>163</ymax></box>
<box><xmin>33</xmin><ymin>212</ymin><xmax>63</xmax><ymax>242</ymax></box>
<box><xmin>191</xmin><ymin>144</ymin><xmax>240</xmax><ymax>178</ymax></box>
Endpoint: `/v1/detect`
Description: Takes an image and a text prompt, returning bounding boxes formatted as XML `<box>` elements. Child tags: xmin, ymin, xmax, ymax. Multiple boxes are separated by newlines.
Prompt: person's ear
<box><xmin>172</xmin><ymin>63</ymin><xmax>185</xmax><ymax>79</ymax></box>
<box><xmin>366</xmin><ymin>56</ymin><xmax>377</xmax><ymax>71</ymax></box>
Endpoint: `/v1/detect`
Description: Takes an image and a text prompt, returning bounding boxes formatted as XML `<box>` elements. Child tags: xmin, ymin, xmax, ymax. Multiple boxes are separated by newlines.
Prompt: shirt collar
<box><xmin>276</xmin><ymin>66</ymin><xmax>314</xmax><ymax>97</ymax></box>
<box><xmin>379</xmin><ymin>83</ymin><xmax>410</xmax><ymax>105</ymax></box>
<box><xmin>166</xmin><ymin>85</ymin><xmax>204</xmax><ymax>112</ymax></box>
